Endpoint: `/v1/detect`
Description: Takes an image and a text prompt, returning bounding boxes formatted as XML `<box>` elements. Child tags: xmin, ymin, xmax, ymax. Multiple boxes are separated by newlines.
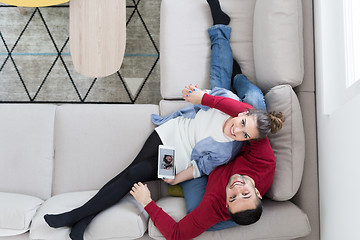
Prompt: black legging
<box><xmin>45</xmin><ymin>130</ymin><xmax>162</xmax><ymax>238</ymax></box>
<box><xmin>73</xmin><ymin>130</ymin><xmax>161</xmax><ymax>217</ymax></box>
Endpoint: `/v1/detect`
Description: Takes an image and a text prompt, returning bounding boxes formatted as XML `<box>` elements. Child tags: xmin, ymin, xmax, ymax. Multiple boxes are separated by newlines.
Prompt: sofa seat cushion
<box><xmin>0</xmin><ymin>192</ymin><xmax>43</xmax><ymax>237</ymax></box>
<box><xmin>30</xmin><ymin>191</ymin><xmax>149</xmax><ymax>240</ymax></box>
<box><xmin>148</xmin><ymin>197</ymin><xmax>310</xmax><ymax>240</ymax></box>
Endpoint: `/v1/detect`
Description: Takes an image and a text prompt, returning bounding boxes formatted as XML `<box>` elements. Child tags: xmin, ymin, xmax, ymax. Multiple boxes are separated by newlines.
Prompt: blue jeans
<box><xmin>233</xmin><ymin>74</ymin><xmax>267</xmax><ymax>112</ymax></box>
<box><xmin>180</xmin><ymin>25</ymin><xmax>266</xmax><ymax>231</ymax></box>
<box><xmin>208</xmin><ymin>25</ymin><xmax>266</xmax><ymax>111</ymax></box>
<box><xmin>208</xmin><ymin>25</ymin><xmax>233</xmax><ymax>90</ymax></box>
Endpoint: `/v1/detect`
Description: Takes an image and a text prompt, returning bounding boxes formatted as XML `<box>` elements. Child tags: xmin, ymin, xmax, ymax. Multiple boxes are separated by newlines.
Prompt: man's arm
<box><xmin>130</xmin><ymin>182</ymin><xmax>220</xmax><ymax>240</ymax></box>
<box><xmin>241</xmin><ymin>137</ymin><xmax>276</xmax><ymax>163</ymax></box>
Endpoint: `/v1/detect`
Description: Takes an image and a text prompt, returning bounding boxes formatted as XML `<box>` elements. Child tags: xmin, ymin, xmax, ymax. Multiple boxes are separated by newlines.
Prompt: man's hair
<box><xmin>228</xmin><ymin>197</ymin><xmax>262</xmax><ymax>225</ymax></box>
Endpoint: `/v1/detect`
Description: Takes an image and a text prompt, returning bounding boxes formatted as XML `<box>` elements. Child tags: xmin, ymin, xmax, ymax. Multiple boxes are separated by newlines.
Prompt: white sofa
<box><xmin>0</xmin><ymin>0</ymin><xmax>318</xmax><ymax>239</ymax></box>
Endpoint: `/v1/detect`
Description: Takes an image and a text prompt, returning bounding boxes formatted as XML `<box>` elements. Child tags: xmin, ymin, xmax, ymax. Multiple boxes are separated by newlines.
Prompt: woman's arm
<box><xmin>201</xmin><ymin>93</ymin><xmax>253</xmax><ymax>117</ymax></box>
<box><xmin>183</xmin><ymin>84</ymin><xmax>253</xmax><ymax>117</ymax></box>
<box><xmin>163</xmin><ymin>166</ymin><xmax>194</xmax><ymax>185</ymax></box>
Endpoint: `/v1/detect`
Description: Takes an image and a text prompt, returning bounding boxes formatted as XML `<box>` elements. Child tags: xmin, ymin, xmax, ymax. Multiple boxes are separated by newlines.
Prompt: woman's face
<box><xmin>223</xmin><ymin>112</ymin><xmax>258</xmax><ymax>141</ymax></box>
<box><xmin>165</xmin><ymin>156</ymin><xmax>172</xmax><ymax>163</ymax></box>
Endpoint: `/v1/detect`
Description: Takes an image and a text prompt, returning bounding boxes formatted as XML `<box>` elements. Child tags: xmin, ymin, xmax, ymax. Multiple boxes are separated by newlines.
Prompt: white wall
<box><xmin>316</xmin><ymin>93</ymin><xmax>360</xmax><ymax>240</ymax></box>
<box><xmin>315</xmin><ymin>0</ymin><xmax>360</xmax><ymax>239</ymax></box>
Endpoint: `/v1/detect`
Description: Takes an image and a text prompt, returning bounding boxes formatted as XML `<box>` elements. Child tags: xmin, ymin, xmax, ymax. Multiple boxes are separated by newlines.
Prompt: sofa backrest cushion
<box><xmin>160</xmin><ymin>0</ymin><xmax>303</xmax><ymax>98</ymax></box>
<box><xmin>160</xmin><ymin>0</ymin><xmax>256</xmax><ymax>99</ymax></box>
<box><xmin>0</xmin><ymin>104</ymin><xmax>56</xmax><ymax>200</ymax></box>
<box><xmin>53</xmin><ymin>104</ymin><xmax>160</xmax><ymax>196</ymax></box>
<box><xmin>253</xmin><ymin>0</ymin><xmax>304</xmax><ymax>92</ymax></box>
<box><xmin>265</xmin><ymin>85</ymin><xmax>305</xmax><ymax>200</ymax></box>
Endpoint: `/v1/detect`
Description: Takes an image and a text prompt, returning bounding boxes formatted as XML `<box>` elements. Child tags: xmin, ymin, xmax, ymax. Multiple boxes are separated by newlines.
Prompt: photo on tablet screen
<box><xmin>158</xmin><ymin>145</ymin><xmax>175</xmax><ymax>179</ymax></box>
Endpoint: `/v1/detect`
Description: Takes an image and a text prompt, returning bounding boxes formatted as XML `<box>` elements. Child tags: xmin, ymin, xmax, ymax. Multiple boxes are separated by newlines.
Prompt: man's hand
<box><xmin>130</xmin><ymin>182</ymin><xmax>152</xmax><ymax>208</ymax></box>
<box><xmin>182</xmin><ymin>84</ymin><xmax>205</xmax><ymax>105</ymax></box>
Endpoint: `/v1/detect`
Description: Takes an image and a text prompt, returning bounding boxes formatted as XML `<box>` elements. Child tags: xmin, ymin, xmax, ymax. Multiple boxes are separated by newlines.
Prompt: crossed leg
<box><xmin>44</xmin><ymin>131</ymin><xmax>162</xmax><ymax>239</ymax></box>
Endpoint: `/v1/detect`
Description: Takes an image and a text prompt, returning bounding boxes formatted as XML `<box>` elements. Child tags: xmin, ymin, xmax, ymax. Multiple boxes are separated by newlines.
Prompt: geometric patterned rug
<box><xmin>0</xmin><ymin>0</ymin><xmax>161</xmax><ymax>104</ymax></box>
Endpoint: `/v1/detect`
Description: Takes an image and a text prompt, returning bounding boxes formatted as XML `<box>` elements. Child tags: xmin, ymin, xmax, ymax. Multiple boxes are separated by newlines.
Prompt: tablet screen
<box><xmin>158</xmin><ymin>146</ymin><xmax>175</xmax><ymax>179</ymax></box>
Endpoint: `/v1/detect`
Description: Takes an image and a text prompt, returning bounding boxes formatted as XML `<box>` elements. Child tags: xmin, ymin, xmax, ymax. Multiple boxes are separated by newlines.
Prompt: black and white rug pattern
<box><xmin>0</xmin><ymin>0</ymin><xmax>161</xmax><ymax>104</ymax></box>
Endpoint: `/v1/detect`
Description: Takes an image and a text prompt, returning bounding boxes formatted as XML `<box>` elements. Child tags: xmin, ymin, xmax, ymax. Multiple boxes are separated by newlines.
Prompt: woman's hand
<box><xmin>130</xmin><ymin>182</ymin><xmax>152</xmax><ymax>207</ymax></box>
<box><xmin>182</xmin><ymin>84</ymin><xmax>205</xmax><ymax>105</ymax></box>
<box><xmin>162</xmin><ymin>177</ymin><xmax>177</xmax><ymax>185</ymax></box>
<box><xmin>162</xmin><ymin>166</ymin><xmax>194</xmax><ymax>185</ymax></box>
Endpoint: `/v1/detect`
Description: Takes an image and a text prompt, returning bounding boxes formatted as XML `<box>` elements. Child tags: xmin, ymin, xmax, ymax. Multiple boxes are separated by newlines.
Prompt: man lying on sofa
<box><xmin>130</xmin><ymin>1</ymin><xmax>277</xmax><ymax>239</ymax></box>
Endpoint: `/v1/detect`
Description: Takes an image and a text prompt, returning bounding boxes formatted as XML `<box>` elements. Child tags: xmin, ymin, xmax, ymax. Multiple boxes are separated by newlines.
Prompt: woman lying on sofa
<box><xmin>44</xmin><ymin>1</ymin><xmax>284</xmax><ymax>239</ymax></box>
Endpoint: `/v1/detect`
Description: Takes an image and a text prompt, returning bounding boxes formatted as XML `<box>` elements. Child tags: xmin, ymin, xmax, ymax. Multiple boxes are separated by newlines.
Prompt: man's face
<box><xmin>225</xmin><ymin>174</ymin><xmax>262</xmax><ymax>213</ymax></box>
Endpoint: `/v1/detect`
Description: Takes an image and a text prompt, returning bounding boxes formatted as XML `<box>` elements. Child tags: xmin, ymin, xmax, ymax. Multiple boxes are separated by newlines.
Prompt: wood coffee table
<box><xmin>69</xmin><ymin>0</ymin><xmax>126</xmax><ymax>78</ymax></box>
<box><xmin>1</xmin><ymin>0</ymin><xmax>126</xmax><ymax>78</ymax></box>
<box><xmin>0</xmin><ymin>0</ymin><xmax>69</xmax><ymax>7</ymax></box>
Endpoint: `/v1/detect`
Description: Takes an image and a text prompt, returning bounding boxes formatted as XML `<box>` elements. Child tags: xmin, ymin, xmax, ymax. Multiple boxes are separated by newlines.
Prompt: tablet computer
<box><xmin>158</xmin><ymin>145</ymin><xmax>175</xmax><ymax>179</ymax></box>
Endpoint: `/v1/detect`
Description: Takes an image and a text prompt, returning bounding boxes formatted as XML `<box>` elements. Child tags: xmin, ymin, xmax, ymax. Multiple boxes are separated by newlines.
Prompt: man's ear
<box><xmin>255</xmin><ymin>188</ymin><xmax>262</xmax><ymax>199</ymax></box>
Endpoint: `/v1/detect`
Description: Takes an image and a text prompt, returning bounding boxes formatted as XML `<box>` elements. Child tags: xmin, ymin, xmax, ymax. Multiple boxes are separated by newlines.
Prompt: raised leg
<box><xmin>233</xmin><ymin>73</ymin><xmax>267</xmax><ymax>111</ymax></box>
<box><xmin>208</xmin><ymin>25</ymin><xmax>233</xmax><ymax>90</ymax></box>
<box><xmin>206</xmin><ymin>0</ymin><xmax>230</xmax><ymax>25</ymax></box>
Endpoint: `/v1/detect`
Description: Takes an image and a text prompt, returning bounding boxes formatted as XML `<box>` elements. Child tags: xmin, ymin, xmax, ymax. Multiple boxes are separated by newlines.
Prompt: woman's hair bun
<box><xmin>269</xmin><ymin>111</ymin><xmax>285</xmax><ymax>134</ymax></box>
